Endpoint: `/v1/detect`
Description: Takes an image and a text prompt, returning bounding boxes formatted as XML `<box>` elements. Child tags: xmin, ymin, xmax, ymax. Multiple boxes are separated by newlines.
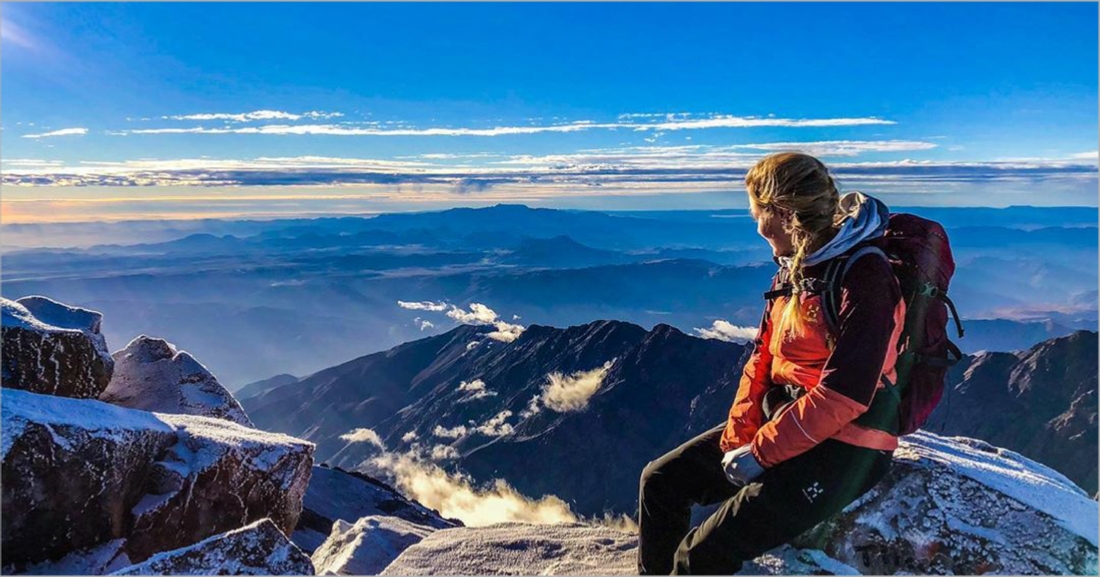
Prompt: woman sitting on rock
<box><xmin>637</xmin><ymin>152</ymin><xmax>906</xmax><ymax>575</ymax></box>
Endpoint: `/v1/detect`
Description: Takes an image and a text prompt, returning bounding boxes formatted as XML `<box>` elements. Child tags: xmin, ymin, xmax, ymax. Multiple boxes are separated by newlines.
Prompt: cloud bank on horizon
<box><xmin>1</xmin><ymin>3</ymin><xmax>1096</xmax><ymax>221</ymax></box>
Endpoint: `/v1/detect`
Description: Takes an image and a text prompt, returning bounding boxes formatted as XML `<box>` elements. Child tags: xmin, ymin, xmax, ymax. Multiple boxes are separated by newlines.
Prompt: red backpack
<box><xmin>819</xmin><ymin>213</ymin><xmax>965</xmax><ymax>436</ymax></box>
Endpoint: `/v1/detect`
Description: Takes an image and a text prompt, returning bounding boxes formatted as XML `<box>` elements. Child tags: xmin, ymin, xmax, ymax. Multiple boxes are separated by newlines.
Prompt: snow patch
<box><xmin>312</xmin><ymin>516</ymin><xmax>435</xmax><ymax>575</ymax></box>
<box><xmin>2</xmin><ymin>388</ymin><xmax>174</xmax><ymax>459</ymax></box>
<box><xmin>900</xmin><ymin>431</ymin><xmax>1099</xmax><ymax>547</ymax></box>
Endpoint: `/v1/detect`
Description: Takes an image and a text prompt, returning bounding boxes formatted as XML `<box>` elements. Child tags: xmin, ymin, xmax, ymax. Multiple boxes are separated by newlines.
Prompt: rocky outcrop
<box><xmin>791</xmin><ymin>431</ymin><xmax>1097</xmax><ymax>574</ymax></box>
<box><xmin>99</xmin><ymin>335</ymin><xmax>253</xmax><ymax>427</ymax></box>
<box><xmin>17</xmin><ymin>539</ymin><xmax>134</xmax><ymax>576</ymax></box>
<box><xmin>112</xmin><ymin>519</ymin><xmax>314</xmax><ymax>576</ymax></box>
<box><xmin>1</xmin><ymin>388</ymin><xmax>313</xmax><ymax>569</ymax></box>
<box><xmin>1</xmin><ymin>296</ymin><xmax>113</xmax><ymax>398</ymax></box>
<box><xmin>380</xmin><ymin>523</ymin><xmax>638</xmax><ymax>576</ymax></box>
<box><xmin>293</xmin><ymin>464</ymin><xmax>457</xmax><ymax>553</ymax></box>
<box><xmin>380</xmin><ymin>432</ymin><xmax>1098</xmax><ymax>575</ymax></box>
<box><xmin>312</xmin><ymin>516</ymin><xmax>435</xmax><ymax>575</ymax></box>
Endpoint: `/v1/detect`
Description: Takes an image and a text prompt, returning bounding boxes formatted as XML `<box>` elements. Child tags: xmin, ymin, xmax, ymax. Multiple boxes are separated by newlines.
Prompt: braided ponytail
<box><xmin>745</xmin><ymin>153</ymin><xmax>841</xmax><ymax>340</ymax></box>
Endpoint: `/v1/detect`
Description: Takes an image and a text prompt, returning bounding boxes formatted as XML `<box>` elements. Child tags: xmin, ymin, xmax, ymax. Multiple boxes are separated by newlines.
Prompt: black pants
<box><xmin>637</xmin><ymin>423</ymin><xmax>892</xmax><ymax>575</ymax></box>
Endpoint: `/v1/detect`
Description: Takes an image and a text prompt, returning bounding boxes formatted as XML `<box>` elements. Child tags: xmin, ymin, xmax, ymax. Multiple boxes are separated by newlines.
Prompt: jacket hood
<box><xmin>777</xmin><ymin>191</ymin><xmax>890</xmax><ymax>269</ymax></box>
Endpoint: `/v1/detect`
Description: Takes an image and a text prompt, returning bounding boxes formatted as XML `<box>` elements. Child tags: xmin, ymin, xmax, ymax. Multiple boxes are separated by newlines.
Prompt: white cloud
<box><xmin>433</xmin><ymin>424</ymin><xmax>469</xmax><ymax>439</ymax></box>
<box><xmin>163</xmin><ymin>110</ymin><xmax>343</xmax><ymax>123</ymax></box>
<box><xmin>486</xmin><ymin>321</ymin><xmax>525</xmax><ymax>343</ymax></box>
<box><xmin>430</xmin><ymin>445</ymin><xmax>460</xmax><ymax>461</ymax></box>
<box><xmin>22</xmin><ymin>127</ymin><xmax>88</xmax><ymax>139</ymax></box>
<box><xmin>116</xmin><ymin>113</ymin><xmax>894</xmax><ymax>138</ymax></box>
<box><xmin>519</xmin><ymin>395</ymin><xmax>542</xmax><ymax>419</ymax></box>
<box><xmin>693</xmin><ymin>320</ymin><xmax>758</xmax><ymax>343</ymax></box>
<box><xmin>417</xmin><ymin>319</ymin><xmax>435</xmax><ymax>331</ymax></box>
<box><xmin>1</xmin><ymin>17</ymin><xmax>36</xmax><ymax>50</ymax></box>
<box><xmin>399</xmin><ymin>300</ymin><xmax>449</xmax><ymax>311</ymax></box>
<box><xmin>401</xmin><ymin>431</ymin><xmax>419</xmax><ymax>443</ymax></box>
<box><xmin>541</xmin><ymin>361</ymin><xmax>614</xmax><ymax>413</ymax></box>
<box><xmin>0</xmin><ymin>159</ymin><xmax>65</xmax><ymax>167</ymax></box>
<box><xmin>445</xmin><ymin>303</ymin><xmax>526</xmax><ymax>342</ymax></box>
<box><xmin>458</xmin><ymin>379</ymin><xmax>487</xmax><ymax>392</ymax></box>
<box><xmin>339</xmin><ymin>427</ymin><xmax>386</xmax><ymax>449</ymax></box>
<box><xmin>728</xmin><ymin>139</ymin><xmax>937</xmax><ymax>157</ymax></box>
<box><xmin>457</xmin><ymin>379</ymin><xmax>498</xmax><ymax>402</ymax></box>
<box><xmin>368</xmin><ymin>452</ymin><xmax>577</xmax><ymax>526</ymax></box>
<box><xmin>447</xmin><ymin>303</ymin><xmax>500</xmax><ymax>324</ymax></box>
<box><xmin>474</xmin><ymin>410</ymin><xmax>515</xmax><ymax>437</ymax></box>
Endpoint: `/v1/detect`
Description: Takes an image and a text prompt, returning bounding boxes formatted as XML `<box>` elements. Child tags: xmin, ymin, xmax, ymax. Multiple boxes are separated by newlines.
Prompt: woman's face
<box><xmin>750</xmin><ymin>202</ymin><xmax>795</xmax><ymax>257</ymax></box>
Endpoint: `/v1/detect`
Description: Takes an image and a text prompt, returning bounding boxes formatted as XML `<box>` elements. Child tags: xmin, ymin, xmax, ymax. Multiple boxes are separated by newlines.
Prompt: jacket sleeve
<box><xmin>749</xmin><ymin>253</ymin><xmax>902</xmax><ymax>468</ymax></box>
<box><xmin>718</xmin><ymin>275</ymin><xmax>778</xmax><ymax>453</ymax></box>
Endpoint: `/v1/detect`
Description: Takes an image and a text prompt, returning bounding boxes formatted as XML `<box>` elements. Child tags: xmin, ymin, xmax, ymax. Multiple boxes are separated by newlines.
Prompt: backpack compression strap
<box><xmin>821</xmin><ymin>245</ymin><xmax>888</xmax><ymax>333</ymax></box>
<box><xmin>822</xmin><ymin>245</ymin><xmax>966</xmax><ymax>372</ymax></box>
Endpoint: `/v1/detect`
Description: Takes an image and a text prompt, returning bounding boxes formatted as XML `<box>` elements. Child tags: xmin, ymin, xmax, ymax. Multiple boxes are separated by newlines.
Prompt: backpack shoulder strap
<box><xmin>822</xmin><ymin>245</ymin><xmax>890</xmax><ymax>332</ymax></box>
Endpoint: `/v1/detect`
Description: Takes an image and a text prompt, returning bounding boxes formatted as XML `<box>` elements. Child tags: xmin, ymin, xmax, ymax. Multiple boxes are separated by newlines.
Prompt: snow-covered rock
<box><xmin>312</xmin><ymin>516</ymin><xmax>435</xmax><ymax>575</ymax></box>
<box><xmin>377</xmin><ymin>523</ymin><xmax>861</xmax><ymax>576</ymax></box>
<box><xmin>380</xmin><ymin>523</ymin><xmax>638</xmax><ymax>576</ymax></box>
<box><xmin>1</xmin><ymin>388</ymin><xmax>314</xmax><ymax>569</ymax></box>
<box><xmin>1</xmin><ymin>296</ymin><xmax>113</xmax><ymax>398</ymax></box>
<box><xmin>380</xmin><ymin>432</ymin><xmax>1098</xmax><ymax>575</ymax></box>
<box><xmin>112</xmin><ymin>519</ymin><xmax>314</xmax><ymax>576</ymax></box>
<box><xmin>99</xmin><ymin>335</ymin><xmax>253</xmax><ymax>427</ymax></box>
<box><xmin>791</xmin><ymin>431</ymin><xmax>1099</xmax><ymax>575</ymax></box>
<box><xmin>19</xmin><ymin>540</ymin><xmax>133</xmax><ymax>576</ymax></box>
<box><xmin>293</xmin><ymin>464</ymin><xmax>457</xmax><ymax>553</ymax></box>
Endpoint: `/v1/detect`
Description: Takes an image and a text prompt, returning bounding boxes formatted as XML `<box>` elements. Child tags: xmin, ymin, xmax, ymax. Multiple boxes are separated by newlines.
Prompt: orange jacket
<box><xmin>719</xmin><ymin>246</ymin><xmax>906</xmax><ymax>467</ymax></box>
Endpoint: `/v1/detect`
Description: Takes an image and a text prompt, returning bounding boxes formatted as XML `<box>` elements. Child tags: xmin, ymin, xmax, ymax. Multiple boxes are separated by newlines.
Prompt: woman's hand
<box><xmin>721</xmin><ymin>445</ymin><xmax>765</xmax><ymax>486</ymax></box>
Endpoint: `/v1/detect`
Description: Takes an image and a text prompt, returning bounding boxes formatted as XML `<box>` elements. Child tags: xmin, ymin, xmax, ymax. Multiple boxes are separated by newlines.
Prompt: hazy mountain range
<box><xmin>2</xmin><ymin>204</ymin><xmax>1095</xmax><ymax>387</ymax></box>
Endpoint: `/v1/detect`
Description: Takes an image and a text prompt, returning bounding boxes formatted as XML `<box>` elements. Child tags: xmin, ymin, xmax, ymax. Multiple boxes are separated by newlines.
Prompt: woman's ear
<box><xmin>775</xmin><ymin>207</ymin><xmax>794</xmax><ymax>228</ymax></box>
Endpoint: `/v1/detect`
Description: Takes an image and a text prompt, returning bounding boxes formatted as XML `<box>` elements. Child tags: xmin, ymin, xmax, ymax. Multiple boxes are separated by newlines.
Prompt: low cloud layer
<box><xmin>4</xmin><ymin>152</ymin><xmax>1094</xmax><ymax>199</ymax></box>
<box><xmin>371</xmin><ymin>437</ymin><xmax>637</xmax><ymax>531</ymax></box>
<box><xmin>369</xmin><ymin>451</ymin><xmax>578</xmax><ymax>526</ymax></box>
<box><xmin>693</xmin><ymin>320</ymin><xmax>758</xmax><ymax>343</ymax></box>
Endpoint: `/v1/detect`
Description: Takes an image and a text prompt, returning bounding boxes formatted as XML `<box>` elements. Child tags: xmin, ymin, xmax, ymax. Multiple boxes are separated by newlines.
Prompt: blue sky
<box><xmin>1</xmin><ymin>2</ymin><xmax>1097</xmax><ymax>221</ymax></box>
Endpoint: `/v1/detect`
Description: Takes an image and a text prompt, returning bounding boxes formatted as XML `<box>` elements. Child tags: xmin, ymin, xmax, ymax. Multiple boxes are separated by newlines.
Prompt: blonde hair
<box><xmin>745</xmin><ymin>152</ymin><xmax>841</xmax><ymax>339</ymax></box>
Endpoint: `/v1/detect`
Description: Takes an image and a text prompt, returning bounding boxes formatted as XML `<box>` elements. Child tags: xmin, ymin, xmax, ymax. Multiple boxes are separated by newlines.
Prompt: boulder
<box><xmin>376</xmin><ymin>523</ymin><xmax>857</xmax><ymax>576</ymax></box>
<box><xmin>99</xmin><ymin>335</ymin><xmax>253</xmax><ymax>427</ymax></box>
<box><xmin>379</xmin><ymin>523</ymin><xmax>637</xmax><ymax>576</ymax></box>
<box><xmin>312</xmin><ymin>516</ymin><xmax>435</xmax><ymax>575</ymax></box>
<box><xmin>17</xmin><ymin>540</ymin><xmax>133</xmax><ymax>576</ymax></box>
<box><xmin>791</xmin><ymin>431</ymin><xmax>1099</xmax><ymax>575</ymax></box>
<box><xmin>1</xmin><ymin>297</ymin><xmax>113</xmax><ymax>398</ymax></box>
<box><xmin>1</xmin><ymin>388</ymin><xmax>313</xmax><ymax>569</ymax></box>
<box><xmin>111</xmin><ymin>519</ymin><xmax>314</xmax><ymax>576</ymax></box>
<box><xmin>293</xmin><ymin>464</ymin><xmax>457</xmax><ymax>553</ymax></box>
